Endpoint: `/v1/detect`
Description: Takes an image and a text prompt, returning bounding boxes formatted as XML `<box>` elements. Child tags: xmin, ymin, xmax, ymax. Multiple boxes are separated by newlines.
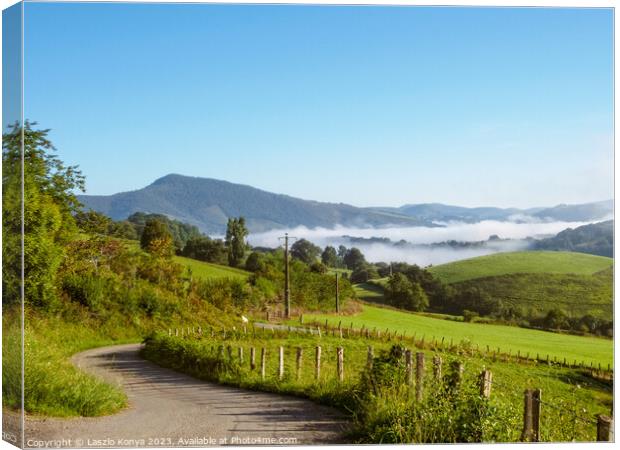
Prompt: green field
<box><xmin>174</xmin><ymin>256</ymin><xmax>250</xmax><ymax>280</ymax></box>
<box><xmin>428</xmin><ymin>251</ymin><xmax>613</xmax><ymax>284</ymax></box>
<box><xmin>353</xmin><ymin>282</ymin><xmax>385</xmax><ymax>302</ymax></box>
<box><xmin>303</xmin><ymin>304</ymin><xmax>613</xmax><ymax>368</ymax></box>
<box><xmin>455</xmin><ymin>268</ymin><xmax>613</xmax><ymax>318</ymax></box>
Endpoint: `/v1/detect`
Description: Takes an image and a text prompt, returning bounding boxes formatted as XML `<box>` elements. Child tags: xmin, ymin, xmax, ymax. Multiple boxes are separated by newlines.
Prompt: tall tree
<box><xmin>225</xmin><ymin>217</ymin><xmax>248</xmax><ymax>267</ymax></box>
<box><xmin>386</xmin><ymin>273</ymin><xmax>429</xmax><ymax>312</ymax></box>
<box><xmin>2</xmin><ymin>121</ymin><xmax>85</xmax><ymax>306</ymax></box>
<box><xmin>343</xmin><ymin>247</ymin><xmax>366</xmax><ymax>270</ymax></box>
<box><xmin>321</xmin><ymin>245</ymin><xmax>339</xmax><ymax>268</ymax></box>
<box><xmin>290</xmin><ymin>238</ymin><xmax>321</xmax><ymax>265</ymax></box>
<box><xmin>140</xmin><ymin>219</ymin><xmax>174</xmax><ymax>257</ymax></box>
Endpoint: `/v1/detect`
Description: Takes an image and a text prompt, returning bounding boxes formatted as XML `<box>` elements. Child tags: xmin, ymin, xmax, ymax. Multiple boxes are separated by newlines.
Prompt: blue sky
<box><xmin>21</xmin><ymin>3</ymin><xmax>613</xmax><ymax>208</ymax></box>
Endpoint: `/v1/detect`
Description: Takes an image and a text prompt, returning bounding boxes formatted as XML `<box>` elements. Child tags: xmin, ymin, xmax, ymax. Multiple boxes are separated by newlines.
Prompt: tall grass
<box><xmin>141</xmin><ymin>330</ymin><xmax>610</xmax><ymax>443</ymax></box>
<box><xmin>2</xmin><ymin>310</ymin><xmax>128</xmax><ymax>416</ymax></box>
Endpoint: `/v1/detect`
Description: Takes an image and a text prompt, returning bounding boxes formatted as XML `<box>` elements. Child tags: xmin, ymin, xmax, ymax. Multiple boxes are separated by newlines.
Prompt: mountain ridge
<box><xmin>78</xmin><ymin>174</ymin><xmax>614</xmax><ymax>234</ymax></box>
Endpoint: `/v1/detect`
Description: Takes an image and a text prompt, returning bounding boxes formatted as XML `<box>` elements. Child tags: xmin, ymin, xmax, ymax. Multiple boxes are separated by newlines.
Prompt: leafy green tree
<box><xmin>343</xmin><ymin>247</ymin><xmax>366</xmax><ymax>270</ymax></box>
<box><xmin>108</xmin><ymin>220</ymin><xmax>138</xmax><ymax>240</ymax></box>
<box><xmin>3</xmin><ymin>121</ymin><xmax>85</xmax><ymax>307</ymax></box>
<box><xmin>386</xmin><ymin>273</ymin><xmax>429</xmax><ymax>312</ymax></box>
<box><xmin>128</xmin><ymin>212</ymin><xmax>201</xmax><ymax>251</ymax></box>
<box><xmin>543</xmin><ymin>308</ymin><xmax>569</xmax><ymax>330</ymax></box>
<box><xmin>321</xmin><ymin>246</ymin><xmax>339</xmax><ymax>267</ymax></box>
<box><xmin>290</xmin><ymin>238</ymin><xmax>321</xmax><ymax>265</ymax></box>
<box><xmin>181</xmin><ymin>236</ymin><xmax>227</xmax><ymax>264</ymax></box>
<box><xmin>244</xmin><ymin>251</ymin><xmax>265</xmax><ymax>272</ymax></box>
<box><xmin>225</xmin><ymin>217</ymin><xmax>248</xmax><ymax>267</ymax></box>
<box><xmin>75</xmin><ymin>210</ymin><xmax>111</xmax><ymax>235</ymax></box>
<box><xmin>140</xmin><ymin>219</ymin><xmax>174</xmax><ymax>257</ymax></box>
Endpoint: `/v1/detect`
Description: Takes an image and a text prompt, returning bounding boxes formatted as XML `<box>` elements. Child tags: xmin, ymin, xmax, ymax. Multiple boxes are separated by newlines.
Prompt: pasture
<box><xmin>174</xmin><ymin>255</ymin><xmax>250</xmax><ymax>280</ymax></box>
<box><xmin>428</xmin><ymin>251</ymin><xmax>613</xmax><ymax>284</ymax></box>
<box><xmin>303</xmin><ymin>304</ymin><xmax>613</xmax><ymax>368</ymax></box>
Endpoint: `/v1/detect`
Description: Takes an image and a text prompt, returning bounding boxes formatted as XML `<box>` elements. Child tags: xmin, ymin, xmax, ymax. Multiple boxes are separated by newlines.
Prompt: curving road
<box><xmin>17</xmin><ymin>344</ymin><xmax>349</xmax><ymax>448</ymax></box>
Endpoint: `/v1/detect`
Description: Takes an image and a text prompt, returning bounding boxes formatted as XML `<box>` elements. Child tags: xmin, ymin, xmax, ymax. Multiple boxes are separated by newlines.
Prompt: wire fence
<box><xmin>160</xmin><ymin>323</ymin><xmax>613</xmax><ymax>443</ymax></box>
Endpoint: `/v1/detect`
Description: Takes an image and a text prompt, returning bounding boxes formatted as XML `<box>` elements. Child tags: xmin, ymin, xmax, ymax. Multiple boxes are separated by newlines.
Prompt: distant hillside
<box><xmin>532</xmin><ymin>201</ymin><xmax>613</xmax><ymax>222</ymax></box>
<box><xmin>429</xmin><ymin>251</ymin><xmax>613</xmax><ymax>320</ymax></box>
<box><xmin>454</xmin><ymin>269</ymin><xmax>612</xmax><ymax>320</ymax></box>
<box><xmin>371</xmin><ymin>200</ymin><xmax>612</xmax><ymax>223</ymax></box>
<box><xmin>534</xmin><ymin>220</ymin><xmax>613</xmax><ymax>257</ymax></box>
<box><xmin>428</xmin><ymin>251</ymin><xmax>613</xmax><ymax>284</ymax></box>
<box><xmin>79</xmin><ymin>174</ymin><xmax>432</xmax><ymax>234</ymax></box>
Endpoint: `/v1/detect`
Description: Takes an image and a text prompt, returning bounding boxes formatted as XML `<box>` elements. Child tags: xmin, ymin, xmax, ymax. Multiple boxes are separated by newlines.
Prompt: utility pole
<box><xmin>278</xmin><ymin>233</ymin><xmax>297</xmax><ymax>319</ymax></box>
<box><xmin>335</xmin><ymin>272</ymin><xmax>340</xmax><ymax>314</ymax></box>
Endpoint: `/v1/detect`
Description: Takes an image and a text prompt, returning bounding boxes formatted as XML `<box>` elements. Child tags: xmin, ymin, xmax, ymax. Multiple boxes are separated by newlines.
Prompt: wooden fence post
<box><xmin>250</xmin><ymin>347</ymin><xmax>256</xmax><ymax>370</ymax></box>
<box><xmin>175</xmin><ymin>328</ymin><xmax>179</xmax><ymax>336</ymax></box>
<box><xmin>416</xmin><ymin>352</ymin><xmax>425</xmax><ymax>401</ymax></box>
<box><xmin>367</xmin><ymin>346</ymin><xmax>374</xmax><ymax>370</ymax></box>
<box><xmin>405</xmin><ymin>350</ymin><xmax>413</xmax><ymax>385</ymax></box>
<box><xmin>479</xmin><ymin>370</ymin><xmax>492</xmax><ymax>399</ymax></box>
<box><xmin>521</xmin><ymin>388</ymin><xmax>541</xmax><ymax>442</ymax></box>
<box><xmin>278</xmin><ymin>346</ymin><xmax>284</xmax><ymax>380</ymax></box>
<box><xmin>296</xmin><ymin>347</ymin><xmax>303</xmax><ymax>380</ymax></box>
<box><xmin>238</xmin><ymin>347</ymin><xmax>244</xmax><ymax>364</ymax></box>
<box><xmin>337</xmin><ymin>347</ymin><xmax>344</xmax><ymax>382</ymax></box>
<box><xmin>315</xmin><ymin>346</ymin><xmax>322</xmax><ymax>380</ymax></box>
<box><xmin>450</xmin><ymin>361</ymin><xmax>464</xmax><ymax>389</ymax></box>
<box><xmin>227</xmin><ymin>345</ymin><xmax>233</xmax><ymax>360</ymax></box>
<box><xmin>433</xmin><ymin>356</ymin><xmax>443</xmax><ymax>380</ymax></box>
<box><xmin>260</xmin><ymin>348</ymin><xmax>266</xmax><ymax>380</ymax></box>
<box><xmin>597</xmin><ymin>415</ymin><xmax>613</xmax><ymax>441</ymax></box>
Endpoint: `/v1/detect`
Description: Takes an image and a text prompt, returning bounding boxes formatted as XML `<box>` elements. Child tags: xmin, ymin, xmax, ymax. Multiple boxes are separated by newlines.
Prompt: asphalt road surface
<box><xmin>9</xmin><ymin>344</ymin><xmax>349</xmax><ymax>448</ymax></box>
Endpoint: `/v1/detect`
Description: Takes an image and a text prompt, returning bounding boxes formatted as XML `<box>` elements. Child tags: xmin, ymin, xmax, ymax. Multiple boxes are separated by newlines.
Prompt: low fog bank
<box><xmin>248</xmin><ymin>219</ymin><xmax>598</xmax><ymax>266</ymax></box>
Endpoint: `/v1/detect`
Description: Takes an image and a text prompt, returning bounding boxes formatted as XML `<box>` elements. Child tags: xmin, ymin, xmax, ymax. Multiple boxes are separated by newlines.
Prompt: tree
<box><xmin>108</xmin><ymin>220</ymin><xmax>138</xmax><ymax>240</ymax></box>
<box><xmin>385</xmin><ymin>273</ymin><xmax>429</xmax><ymax>312</ymax></box>
<box><xmin>343</xmin><ymin>247</ymin><xmax>366</xmax><ymax>270</ymax></box>
<box><xmin>3</xmin><ymin>121</ymin><xmax>85</xmax><ymax>307</ymax></box>
<box><xmin>321</xmin><ymin>246</ymin><xmax>339</xmax><ymax>268</ymax></box>
<box><xmin>225</xmin><ymin>217</ymin><xmax>248</xmax><ymax>267</ymax></box>
<box><xmin>290</xmin><ymin>238</ymin><xmax>321</xmax><ymax>265</ymax></box>
<box><xmin>75</xmin><ymin>209</ymin><xmax>111</xmax><ymax>235</ymax></box>
<box><xmin>140</xmin><ymin>219</ymin><xmax>174</xmax><ymax>257</ymax></box>
<box><xmin>181</xmin><ymin>236</ymin><xmax>227</xmax><ymax>264</ymax></box>
<box><xmin>543</xmin><ymin>308</ymin><xmax>569</xmax><ymax>330</ymax></box>
<box><xmin>245</xmin><ymin>251</ymin><xmax>264</xmax><ymax>272</ymax></box>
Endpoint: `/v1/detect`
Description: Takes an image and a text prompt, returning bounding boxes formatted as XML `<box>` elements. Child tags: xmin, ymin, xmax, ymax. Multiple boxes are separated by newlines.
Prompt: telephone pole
<box><xmin>278</xmin><ymin>233</ymin><xmax>297</xmax><ymax>319</ymax></box>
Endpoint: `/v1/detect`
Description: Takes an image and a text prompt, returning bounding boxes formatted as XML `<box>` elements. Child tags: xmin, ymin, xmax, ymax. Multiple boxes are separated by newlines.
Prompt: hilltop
<box><xmin>428</xmin><ymin>251</ymin><xmax>612</xmax><ymax>284</ymax></box>
<box><xmin>78</xmin><ymin>174</ymin><xmax>432</xmax><ymax>234</ymax></box>
<box><xmin>533</xmin><ymin>220</ymin><xmax>613</xmax><ymax>257</ymax></box>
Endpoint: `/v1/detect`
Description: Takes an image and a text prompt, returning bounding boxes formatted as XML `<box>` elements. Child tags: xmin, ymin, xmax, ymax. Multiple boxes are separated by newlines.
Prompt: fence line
<box><xmin>158</xmin><ymin>329</ymin><xmax>613</xmax><ymax>442</ymax></box>
<box><xmin>165</xmin><ymin>322</ymin><xmax>613</xmax><ymax>380</ymax></box>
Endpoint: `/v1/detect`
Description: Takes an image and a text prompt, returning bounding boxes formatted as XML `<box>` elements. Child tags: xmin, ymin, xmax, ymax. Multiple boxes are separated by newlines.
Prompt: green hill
<box><xmin>174</xmin><ymin>255</ymin><xmax>250</xmax><ymax>280</ymax></box>
<box><xmin>428</xmin><ymin>251</ymin><xmax>613</xmax><ymax>284</ymax></box>
<box><xmin>454</xmin><ymin>268</ymin><xmax>612</xmax><ymax>319</ymax></box>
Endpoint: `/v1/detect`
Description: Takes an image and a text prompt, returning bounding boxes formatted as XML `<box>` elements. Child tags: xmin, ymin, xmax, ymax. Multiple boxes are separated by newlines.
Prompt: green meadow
<box><xmin>428</xmin><ymin>251</ymin><xmax>613</xmax><ymax>284</ymax></box>
<box><xmin>174</xmin><ymin>255</ymin><xmax>250</xmax><ymax>280</ymax></box>
<box><xmin>303</xmin><ymin>304</ymin><xmax>613</xmax><ymax>368</ymax></box>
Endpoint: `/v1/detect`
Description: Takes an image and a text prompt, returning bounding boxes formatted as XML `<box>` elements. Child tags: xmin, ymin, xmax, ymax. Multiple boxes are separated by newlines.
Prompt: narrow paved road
<box><xmin>17</xmin><ymin>344</ymin><xmax>349</xmax><ymax>448</ymax></box>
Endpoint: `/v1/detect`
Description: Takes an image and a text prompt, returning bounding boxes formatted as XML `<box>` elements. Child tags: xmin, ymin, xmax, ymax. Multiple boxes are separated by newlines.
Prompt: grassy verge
<box><xmin>3</xmin><ymin>309</ymin><xmax>133</xmax><ymax>417</ymax></box>
<box><xmin>302</xmin><ymin>304</ymin><xmax>613</xmax><ymax>368</ymax></box>
<box><xmin>141</xmin><ymin>329</ymin><xmax>611</xmax><ymax>443</ymax></box>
